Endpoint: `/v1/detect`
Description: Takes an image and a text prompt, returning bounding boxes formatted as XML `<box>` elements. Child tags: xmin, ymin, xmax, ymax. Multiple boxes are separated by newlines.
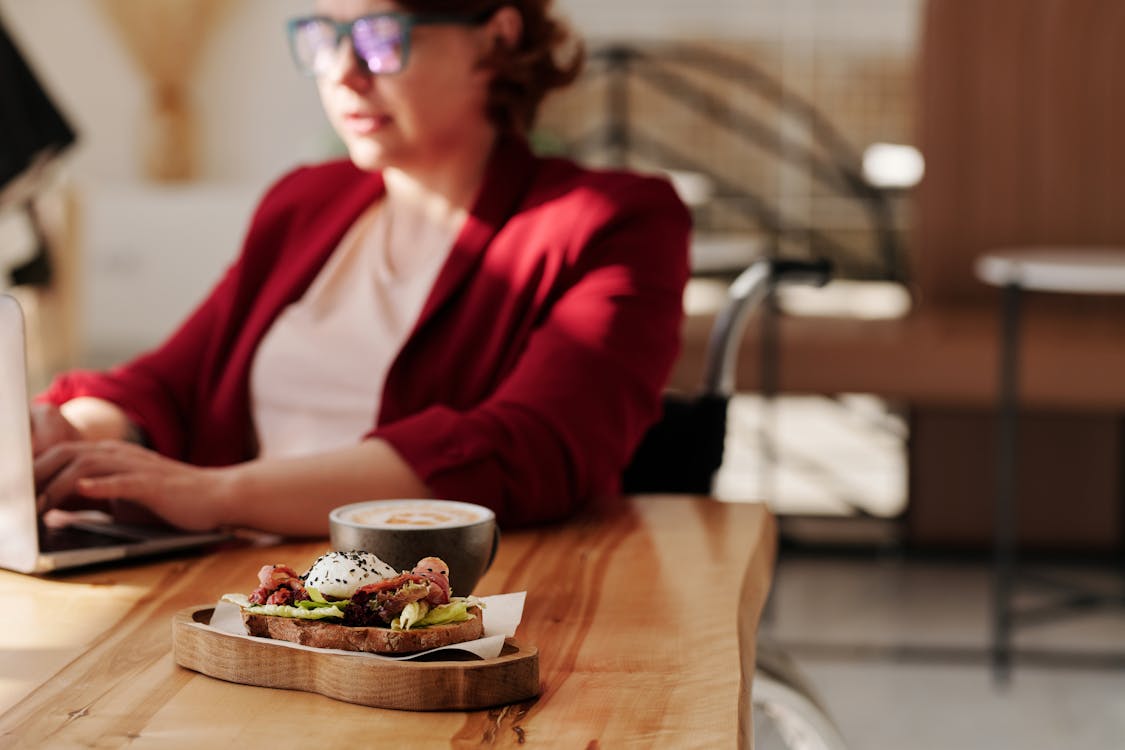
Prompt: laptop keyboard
<box><xmin>39</xmin><ymin>523</ymin><xmax>132</xmax><ymax>553</ymax></box>
<box><xmin>38</xmin><ymin>519</ymin><xmax>184</xmax><ymax>553</ymax></box>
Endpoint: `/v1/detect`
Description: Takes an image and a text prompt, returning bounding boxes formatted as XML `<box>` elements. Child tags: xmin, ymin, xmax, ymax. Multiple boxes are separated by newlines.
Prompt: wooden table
<box><xmin>0</xmin><ymin>496</ymin><xmax>775</xmax><ymax>748</ymax></box>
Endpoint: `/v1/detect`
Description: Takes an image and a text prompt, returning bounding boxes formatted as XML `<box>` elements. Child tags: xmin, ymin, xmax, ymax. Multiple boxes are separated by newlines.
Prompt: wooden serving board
<box><xmin>172</xmin><ymin>606</ymin><xmax>539</xmax><ymax>711</ymax></box>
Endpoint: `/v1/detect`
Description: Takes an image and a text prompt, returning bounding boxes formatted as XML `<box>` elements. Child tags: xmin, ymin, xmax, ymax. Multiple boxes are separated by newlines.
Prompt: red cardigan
<box><xmin>41</xmin><ymin>137</ymin><xmax>691</xmax><ymax>527</ymax></box>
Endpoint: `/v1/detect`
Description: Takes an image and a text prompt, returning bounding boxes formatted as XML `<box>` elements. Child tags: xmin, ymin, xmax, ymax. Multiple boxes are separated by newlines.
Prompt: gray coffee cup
<box><xmin>328</xmin><ymin>499</ymin><xmax>499</xmax><ymax>596</ymax></box>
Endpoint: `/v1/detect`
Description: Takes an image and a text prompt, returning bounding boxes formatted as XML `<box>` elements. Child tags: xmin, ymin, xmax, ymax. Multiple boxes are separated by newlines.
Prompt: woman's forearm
<box><xmin>219</xmin><ymin>439</ymin><xmax>432</xmax><ymax>536</ymax></box>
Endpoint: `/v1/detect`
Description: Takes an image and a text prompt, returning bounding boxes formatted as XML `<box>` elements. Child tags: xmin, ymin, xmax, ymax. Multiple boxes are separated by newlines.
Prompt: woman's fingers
<box><xmin>77</xmin><ymin>473</ymin><xmax>149</xmax><ymax>500</ymax></box>
<box><xmin>33</xmin><ymin>439</ymin><xmax>224</xmax><ymax>532</ymax></box>
<box><xmin>35</xmin><ymin>440</ymin><xmax>147</xmax><ymax>513</ymax></box>
<box><xmin>35</xmin><ymin>441</ymin><xmax>100</xmax><ymax>491</ymax></box>
<box><xmin>29</xmin><ymin>403</ymin><xmax>81</xmax><ymax>456</ymax></box>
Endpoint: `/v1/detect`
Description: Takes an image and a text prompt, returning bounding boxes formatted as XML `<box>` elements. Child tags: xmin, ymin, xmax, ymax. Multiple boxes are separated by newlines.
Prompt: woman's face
<box><xmin>311</xmin><ymin>0</ymin><xmax>497</xmax><ymax>173</ymax></box>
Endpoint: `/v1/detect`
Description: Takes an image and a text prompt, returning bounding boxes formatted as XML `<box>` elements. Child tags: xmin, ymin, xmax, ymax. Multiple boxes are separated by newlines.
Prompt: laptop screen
<box><xmin>0</xmin><ymin>294</ymin><xmax>44</xmax><ymax>572</ymax></box>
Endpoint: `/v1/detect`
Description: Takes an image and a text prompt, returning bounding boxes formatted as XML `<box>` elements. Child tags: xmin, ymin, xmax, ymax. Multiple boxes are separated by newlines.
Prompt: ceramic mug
<box><xmin>328</xmin><ymin>499</ymin><xmax>499</xmax><ymax>596</ymax></box>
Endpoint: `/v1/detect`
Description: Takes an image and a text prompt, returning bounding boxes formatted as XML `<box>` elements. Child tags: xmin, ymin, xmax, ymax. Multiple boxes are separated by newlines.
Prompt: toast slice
<box><xmin>241</xmin><ymin>605</ymin><xmax>484</xmax><ymax>654</ymax></box>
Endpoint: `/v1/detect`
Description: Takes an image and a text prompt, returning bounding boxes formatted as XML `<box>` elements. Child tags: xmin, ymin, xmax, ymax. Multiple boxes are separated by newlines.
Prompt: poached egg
<box><xmin>302</xmin><ymin>550</ymin><xmax>398</xmax><ymax>599</ymax></box>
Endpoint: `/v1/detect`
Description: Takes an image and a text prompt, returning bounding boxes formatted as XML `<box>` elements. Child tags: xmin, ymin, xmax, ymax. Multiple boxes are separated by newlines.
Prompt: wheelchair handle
<box><xmin>702</xmin><ymin>257</ymin><xmax>834</xmax><ymax>397</ymax></box>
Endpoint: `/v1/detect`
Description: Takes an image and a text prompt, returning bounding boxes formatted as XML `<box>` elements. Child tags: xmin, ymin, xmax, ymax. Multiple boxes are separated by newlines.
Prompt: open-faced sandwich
<box><xmin>222</xmin><ymin>551</ymin><xmax>483</xmax><ymax>654</ymax></box>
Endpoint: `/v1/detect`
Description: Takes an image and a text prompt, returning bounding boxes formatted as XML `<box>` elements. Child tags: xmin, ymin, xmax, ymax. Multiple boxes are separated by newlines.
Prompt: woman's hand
<box><xmin>29</xmin><ymin>403</ymin><xmax>82</xmax><ymax>456</ymax></box>
<box><xmin>34</xmin><ymin>438</ymin><xmax>431</xmax><ymax>537</ymax></box>
<box><xmin>34</xmin><ymin>440</ymin><xmax>233</xmax><ymax>531</ymax></box>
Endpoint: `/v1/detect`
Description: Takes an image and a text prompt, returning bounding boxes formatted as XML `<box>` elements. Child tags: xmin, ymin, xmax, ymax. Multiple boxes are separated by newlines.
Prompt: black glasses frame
<box><xmin>286</xmin><ymin>10</ymin><xmax>494</xmax><ymax>77</ymax></box>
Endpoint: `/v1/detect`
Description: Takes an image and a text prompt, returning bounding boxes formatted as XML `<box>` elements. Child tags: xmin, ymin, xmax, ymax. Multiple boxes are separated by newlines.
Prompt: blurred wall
<box><xmin>563</xmin><ymin>0</ymin><xmax>919</xmax><ymax>49</ymax></box>
<box><xmin>1</xmin><ymin>0</ymin><xmax>330</xmax><ymax>363</ymax></box>
<box><xmin>0</xmin><ymin>0</ymin><xmax>923</xmax><ymax>183</ymax></box>
<box><xmin>0</xmin><ymin>0</ymin><xmax>922</xmax><ymax>364</ymax></box>
<box><xmin>0</xmin><ymin>0</ymin><xmax>328</xmax><ymax>183</ymax></box>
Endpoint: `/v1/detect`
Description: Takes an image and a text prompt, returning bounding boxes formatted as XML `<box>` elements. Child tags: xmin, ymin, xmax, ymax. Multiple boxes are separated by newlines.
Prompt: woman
<box><xmin>32</xmin><ymin>0</ymin><xmax>690</xmax><ymax>535</ymax></box>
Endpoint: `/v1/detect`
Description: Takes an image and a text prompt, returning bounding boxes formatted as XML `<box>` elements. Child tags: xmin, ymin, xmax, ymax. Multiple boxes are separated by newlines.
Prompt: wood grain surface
<box><xmin>172</xmin><ymin>607</ymin><xmax>539</xmax><ymax>710</ymax></box>
<box><xmin>0</xmin><ymin>496</ymin><xmax>775</xmax><ymax>748</ymax></box>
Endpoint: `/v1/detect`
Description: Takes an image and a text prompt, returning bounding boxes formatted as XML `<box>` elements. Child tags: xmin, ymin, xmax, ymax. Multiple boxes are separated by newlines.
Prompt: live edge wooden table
<box><xmin>0</xmin><ymin>496</ymin><xmax>775</xmax><ymax>748</ymax></box>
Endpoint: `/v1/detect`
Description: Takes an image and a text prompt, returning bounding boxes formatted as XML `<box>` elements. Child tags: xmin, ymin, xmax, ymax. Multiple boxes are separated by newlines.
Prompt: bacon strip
<box><xmin>249</xmin><ymin>563</ymin><xmax>308</xmax><ymax>605</ymax></box>
<box><xmin>412</xmin><ymin>556</ymin><xmax>451</xmax><ymax>604</ymax></box>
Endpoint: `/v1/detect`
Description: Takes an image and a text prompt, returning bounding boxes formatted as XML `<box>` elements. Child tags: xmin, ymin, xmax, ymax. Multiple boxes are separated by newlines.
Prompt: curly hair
<box><xmin>395</xmin><ymin>0</ymin><xmax>585</xmax><ymax>133</ymax></box>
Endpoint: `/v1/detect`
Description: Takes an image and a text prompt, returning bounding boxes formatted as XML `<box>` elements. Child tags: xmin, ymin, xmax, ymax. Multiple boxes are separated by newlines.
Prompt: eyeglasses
<box><xmin>287</xmin><ymin>10</ymin><xmax>493</xmax><ymax>77</ymax></box>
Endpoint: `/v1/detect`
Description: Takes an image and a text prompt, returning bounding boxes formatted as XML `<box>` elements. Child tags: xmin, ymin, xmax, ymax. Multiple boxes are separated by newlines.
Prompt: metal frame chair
<box><xmin>752</xmin><ymin>641</ymin><xmax>849</xmax><ymax>750</ymax></box>
<box><xmin>623</xmin><ymin>256</ymin><xmax>849</xmax><ymax>750</ymax></box>
<box><xmin>623</xmin><ymin>257</ymin><xmax>833</xmax><ymax>494</ymax></box>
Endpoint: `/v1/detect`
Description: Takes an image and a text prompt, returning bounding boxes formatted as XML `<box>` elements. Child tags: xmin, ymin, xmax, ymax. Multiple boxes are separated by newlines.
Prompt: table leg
<box><xmin>993</xmin><ymin>281</ymin><xmax>1022</xmax><ymax>684</ymax></box>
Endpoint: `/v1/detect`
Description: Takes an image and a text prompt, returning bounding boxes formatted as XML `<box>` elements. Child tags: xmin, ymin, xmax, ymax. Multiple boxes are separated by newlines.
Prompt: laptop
<box><xmin>0</xmin><ymin>294</ymin><xmax>230</xmax><ymax>573</ymax></box>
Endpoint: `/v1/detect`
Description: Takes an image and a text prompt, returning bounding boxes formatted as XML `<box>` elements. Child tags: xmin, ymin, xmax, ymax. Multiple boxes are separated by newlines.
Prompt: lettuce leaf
<box><xmin>296</xmin><ymin>598</ymin><xmax>347</xmax><ymax>611</ymax></box>
<box><xmin>394</xmin><ymin>601</ymin><xmax>430</xmax><ymax>631</ymax></box>
<box><xmin>247</xmin><ymin>603</ymin><xmax>345</xmax><ymax>620</ymax></box>
<box><xmin>221</xmin><ymin>592</ymin><xmax>345</xmax><ymax>620</ymax></box>
<box><xmin>305</xmin><ymin>587</ymin><xmax>330</xmax><ymax>604</ymax></box>
<box><xmin>390</xmin><ymin>597</ymin><xmax>479</xmax><ymax>631</ymax></box>
<box><xmin>300</xmin><ymin>588</ymin><xmax>349</xmax><ymax>610</ymax></box>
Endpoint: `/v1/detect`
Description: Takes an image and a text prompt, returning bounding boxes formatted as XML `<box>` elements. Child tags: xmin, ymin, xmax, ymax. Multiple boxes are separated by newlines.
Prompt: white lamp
<box><xmin>862</xmin><ymin>142</ymin><xmax>925</xmax><ymax>190</ymax></box>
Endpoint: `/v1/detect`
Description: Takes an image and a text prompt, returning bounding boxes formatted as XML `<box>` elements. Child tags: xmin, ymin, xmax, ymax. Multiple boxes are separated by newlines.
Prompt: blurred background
<box><xmin>2</xmin><ymin>1</ymin><xmax>1123</xmax><ymax>747</ymax></box>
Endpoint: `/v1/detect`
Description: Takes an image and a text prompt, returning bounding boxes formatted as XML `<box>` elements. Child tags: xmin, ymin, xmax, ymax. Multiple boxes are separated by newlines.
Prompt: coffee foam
<box><xmin>343</xmin><ymin>501</ymin><xmax>489</xmax><ymax>529</ymax></box>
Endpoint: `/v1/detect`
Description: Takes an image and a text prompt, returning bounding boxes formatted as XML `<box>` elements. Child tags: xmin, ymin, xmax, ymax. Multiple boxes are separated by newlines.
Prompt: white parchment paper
<box><xmin>203</xmin><ymin>592</ymin><xmax>526</xmax><ymax>661</ymax></box>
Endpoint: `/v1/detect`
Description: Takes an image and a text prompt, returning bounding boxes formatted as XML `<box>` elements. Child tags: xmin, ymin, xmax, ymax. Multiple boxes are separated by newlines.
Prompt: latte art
<box><xmin>329</xmin><ymin>499</ymin><xmax>498</xmax><ymax>595</ymax></box>
<box><xmin>343</xmin><ymin>501</ymin><xmax>489</xmax><ymax>529</ymax></box>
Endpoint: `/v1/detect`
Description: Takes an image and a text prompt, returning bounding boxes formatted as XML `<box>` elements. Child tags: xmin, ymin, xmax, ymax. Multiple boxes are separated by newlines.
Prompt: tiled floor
<box><xmin>757</xmin><ymin>555</ymin><xmax>1125</xmax><ymax>750</ymax></box>
<box><xmin>722</xmin><ymin>396</ymin><xmax>1125</xmax><ymax>750</ymax></box>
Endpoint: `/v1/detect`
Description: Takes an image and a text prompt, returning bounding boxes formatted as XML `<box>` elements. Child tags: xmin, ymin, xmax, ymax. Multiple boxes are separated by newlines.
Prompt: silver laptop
<box><xmin>0</xmin><ymin>293</ymin><xmax>230</xmax><ymax>573</ymax></box>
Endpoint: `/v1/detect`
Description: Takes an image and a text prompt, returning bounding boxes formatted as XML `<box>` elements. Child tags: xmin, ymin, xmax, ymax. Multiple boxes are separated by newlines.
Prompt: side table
<box><xmin>975</xmin><ymin>247</ymin><xmax>1125</xmax><ymax>682</ymax></box>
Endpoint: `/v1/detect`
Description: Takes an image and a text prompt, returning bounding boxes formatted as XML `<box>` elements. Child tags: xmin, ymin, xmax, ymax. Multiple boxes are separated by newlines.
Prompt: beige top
<box><xmin>249</xmin><ymin>196</ymin><xmax>460</xmax><ymax>458</ymax></box>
